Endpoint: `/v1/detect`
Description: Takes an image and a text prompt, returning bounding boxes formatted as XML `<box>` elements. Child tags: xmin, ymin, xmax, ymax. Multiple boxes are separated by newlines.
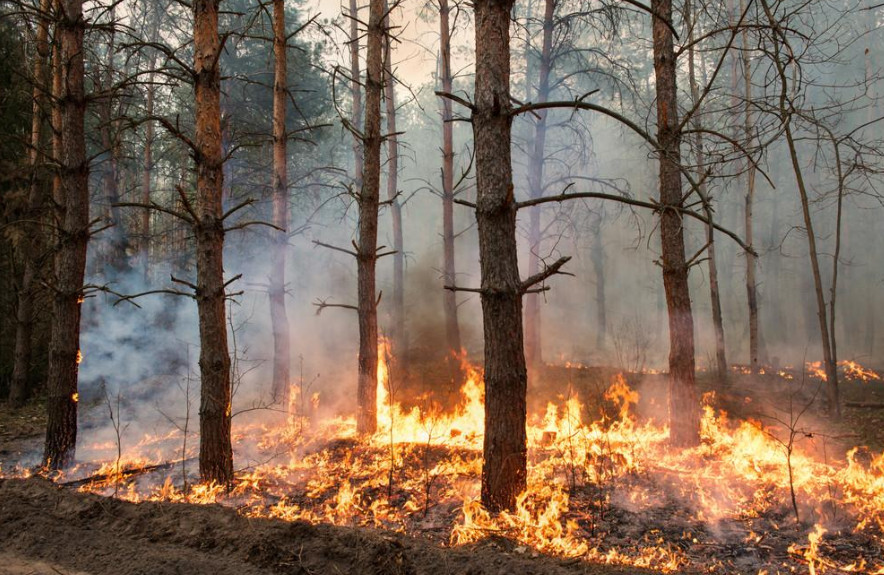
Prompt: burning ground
<box><xmin>3</xmin><ymin>352</ymin><xmax>884</xmax><ymax>574</ymax></box>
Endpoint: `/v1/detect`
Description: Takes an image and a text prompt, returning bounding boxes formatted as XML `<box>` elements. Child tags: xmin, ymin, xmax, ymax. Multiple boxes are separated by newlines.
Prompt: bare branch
<box><xmin>313</xmin><ymin>240</ymin><xmax>358</xmax><ymax>257</ymax></box>
<box><xmin>313</xmin><ymin>298</ymin><xmax>358</xmax><ymax>315</ymax></box>
<box><xmin>113</xmin><ymin>201</ymin><xmax>192</xmax><ymax>223</ymax></box>
<box><xmin>520</xmin><ymin>256</ymin><xmax>572</xmax><ymax>293</ymax></box>
<box><xmin>434</xmin><ymin>91</ymin><xmax>476</xmax><ymax>112</ymax></box>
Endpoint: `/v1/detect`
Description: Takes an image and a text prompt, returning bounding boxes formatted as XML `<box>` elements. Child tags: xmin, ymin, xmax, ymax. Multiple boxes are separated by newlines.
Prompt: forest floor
<box><xmin>0</xmin><ymin>478</ymin><xmax>653</xmax><ymax>575</ymax></box>
<box><xmin>2</xmin><ymin>361</ymin><xmax>884</xmax><ymax>575</ymax></box>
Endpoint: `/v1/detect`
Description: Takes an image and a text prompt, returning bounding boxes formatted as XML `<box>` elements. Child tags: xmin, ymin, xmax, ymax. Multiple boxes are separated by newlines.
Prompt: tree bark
<box><xmin>43</xmin><ymin>0</ymin><xmax>89</xmax><ymax>469</ymax></box>
<box><xmin>685</xmin><ymin>0</ymin><xmax>727</xmax><ymax>381</ymax></box>
<box><xmin>473</xmin><ymin>0</ymin><xmax>527</xmax><ymax>512</ymax></box>
<box><xmin>384</xmin><ymin>4</ymin><xmax>405</xmax><ymax>365</ymax></box>
<box><xmin>355</xmin><ymin>0</ymin><xmax>383</xmax><ymax>435</ymax></box>
<box><xmin>651</xmin><ymin>0</ymin><xmax>700</xmax><ymax>447</ymax></box>
<box><xmin>349</xmin><ymin>0</ymin><xmax>363</xmax><ymax>189</ymax></box>
<box><xmin>589</xmin><ymin>211</ymin><xmax>606</xmax><ymax>349</ymax></box>
<box><xmin>523</xmin><ymin>0</ymin><xmax>554</xmax><ymax>368</ymax></box>
<box><xmin>269</xmin><ymin>0</ymin><xmax>291</xmax><ymax>402</ymax></box>
<box><xmin>827</xmin><ymin>130</ymin><xmax>844</xmax><ymax>393</ymax></box>
<box><xmin>439</xmin><ymin>0</ymin><xmax>461</xmax><ymax>368</ymax></box>
<box><xmin>10</xmin><ymin>0</ymin><xmax>51</xmax><ymax>407</ymax></box>
<box><xmin>141</xmin><ymin>82</ymin><xmax>154</xmax><ymax>280</ymax></box>
<box><xmin>140</xmin><ymin>3</ymin><xmax>162</xmax><ymax>282</ymax></box>
<box><xmin>194</xmin><ymin>0</ymin><xmax>233</xmax><ymax>484</ymax></box>
<box><xmin>741</xmin><ymin>0</ymin><xmax>761</xmax><ymax>372</ymax></box>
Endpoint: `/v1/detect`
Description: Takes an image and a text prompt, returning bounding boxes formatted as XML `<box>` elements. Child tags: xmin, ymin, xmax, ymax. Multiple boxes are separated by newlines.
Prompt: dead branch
<box><xmin>57</xmin><ymin>460</ymin><xmax>191</xmax><ymax>487</ymax></box>
<box><xmin>516</xmin><ymin>190</ymin><xmax>755</xmax><ymax>255</ymax></box>
<box><xmin>443</xmin><ymin>285</ymin><xmax>483</xmax><ymax>293</ymax></box>
<box><xmin>434</xmin><ymin>91</ymin><xmax>476</xmax><ymax>112</ymax></box>
<box><xmin>221</xmin><ymin>198</ymin><xmax>255</xmax><ymax>220</ymax></box>
<box><xmin>225</xmin><ymin>221</ymin><xmax>284</xmax><ymax>233</ymax></box>
<box><xmin>170</xmin><ymin>275</ymin><xmax>198</xmax><ymax>291</ymax></box>
<box><xmin>313</xmin><ymin>240</ymin><xmax>358</xmax><ymax>257</ymax></box>
<box><xmin>520</xmin><ymin>256</ymin><xmax>572</xmax><ymax>293</ymax></box>
<box><xmin>313</xmin><ymin>297</ymin><xmax>358</xmax><ymax>315</ymax></box>
<box><xmin>113</xmin><ymin>201</ymin><xmax>192</xmax><ymax>223</ymax></box>
<box><xmin>845</xmin><ymin>402</ymin><xmax>884</xmax><ymax>409</ymax></box>
<box><xmin>113</xmin><ymin>288</ymin><xmax>193</xmax><ymax>306</ymax></box>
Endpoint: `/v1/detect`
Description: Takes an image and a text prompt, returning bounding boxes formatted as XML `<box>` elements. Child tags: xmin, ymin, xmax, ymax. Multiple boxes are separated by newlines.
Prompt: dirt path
<box><xmin>0</xmin><ymin>479</ymin><xmax>663</xmax><ymax>575</ymax></box>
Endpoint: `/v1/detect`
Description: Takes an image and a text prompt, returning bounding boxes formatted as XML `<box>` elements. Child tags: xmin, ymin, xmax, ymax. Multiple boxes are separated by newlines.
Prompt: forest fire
<box><xmin>4</xmin><ymin>353</ymin><xmax>880</xmax><ymax>574</ymax></box>
<box><xmin>806</xmin><ymin>361</ymin><xmax>882</xmax><ymax>383</ymax></box>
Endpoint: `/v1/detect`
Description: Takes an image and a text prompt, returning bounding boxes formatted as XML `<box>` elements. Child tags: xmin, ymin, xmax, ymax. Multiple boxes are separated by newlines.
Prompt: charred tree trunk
<box><xmin>652</xmin><ymin>0</ymin><xmax>699</xmax><ymax>447</ymax></box>
<box><xmin>355</xmin><ymin>0</ymin><xmax>383</xmax><ymax>435</ymax></box>
<box><xmin>523</xmin><ymin>0</ymin><xmax>554</xmax><ymax>368</ymax></box>
<box><xmin>43</xmin><ymin>0</ymin><xmax>89</xmax><ymax>469</ymax></box>
<box><xmin>10</xmin><ymin>0</ymin><xmax>51</xmax><ymax>407</ymax></box>
<box><xmin>685</xmin><ymin>0</ymin><xmax>727</xmax><ymax>381</ymax></box>
<box><xmin>384</xmin><ymin>7</ymin><xmax>405</xmax><ymax>366</ymax></box>
<box><xmin>439</xmin><ymin>0</ymin><xmax>461</xmax><ymax>369</ymax></box>
<box><xmin>194</xmin><ymin>0</ymin><xmax>233</xmax><ymax>484</ymax></box>
<box><xmin>269</xmin><ymin>0</ymin><xmax>291</xmax><ymax>401</ymax></box>
<box><xmin>473</xmin><ymin>0</ymin><xmax>527</xmax><ymax>512</ymax></box>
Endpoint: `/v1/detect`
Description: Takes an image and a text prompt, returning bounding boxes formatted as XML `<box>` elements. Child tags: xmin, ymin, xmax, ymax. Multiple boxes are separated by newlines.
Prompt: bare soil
<box><xmin>0</xmin><ymin>478</ymin><xmax>656</xmax><ymax>575</ymax></box>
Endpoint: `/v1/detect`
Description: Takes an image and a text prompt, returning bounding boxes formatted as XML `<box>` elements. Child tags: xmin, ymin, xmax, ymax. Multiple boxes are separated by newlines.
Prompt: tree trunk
<box><xmin>741</xmin><ymin>0</ymin><xmax>761</xmax><ymax>372</ymax></box>
<box><xmin>355</xmin><ymin>0</ymin><xmax>383</xmax><ymax>435</ymax></box>
<box><xmin>97</xmin><ymin>12</ymin><xmax>129</xmax><ymax>274</ymax></box>
<box><xmin>473</xmin><ymin>0</ymin><xmax>527</xmax><ymax>512</ymax></box>
<box><xmin>269</xmin><ymin>0</ymin><xmax>291</xmax><ymax>402</ymax></box>
<box><xmin>384</xmin><ymin>6</ymin><xmax>405</xmax><ymax>365</ymax></box>
<box><xmin>685</xmin><ymin>0</ymin><xmax>727</xmax><ymax>381</ymax></box>
<box><xmin>349</xmin><ymin>0</ymin><xmax>363</xmax><ymax>189</ymax></box>
<box><xmin>194</xmin><ymin>0</ymin><xmax>233</xmax><ymax>484</ymax></box>
<box><xmin>142</xmin><ymin>83</ymin><xmax>154</xmax><ymax>281</ymax></box>
<box><xmin>828</xmin><ymin>131</ymin><xmax>844</xmax><ymax>392</ymax></box>
<box><xmin>759</xmin><ymin>0</ymin><xmax>839</xmax><ymax>418</ymax></box>
<box><xmin>10</xmin><ymin>0</ymin><xmax>51</xmax><ymax>407</ymax></box>
<box><xmin>651</xmin><ymin>0</ymin><xmax>699</xmax><ymax>447</ymax></box>
<box><xmin>523</xmin><ymin>0</ymin><xmax>554</xmax><ymax>368</ymax></box>
<box><xmin>439</xmin><ymin>0</ymin><xmax>461</xmax><ymax>370</ymax></box>
<box><xmin>141</xmin><ymin>2</ymin><xmax>162</xmax><ymax>282</ymax></box>
<box><xmin>43</xmin><ymin>0</ymin><xmax>88</xmax><ymax>469</ymax></box>
<box><xmin>589</xmin><ymin>211</ymin><xmax>606</xmax><ymax>349</ymax></box>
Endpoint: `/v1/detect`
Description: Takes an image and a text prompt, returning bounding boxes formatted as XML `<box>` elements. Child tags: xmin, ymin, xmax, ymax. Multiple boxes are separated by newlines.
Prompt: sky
<box><xmin>306</xmin><ymin>0</ymin><xmax>473</xmax><ymax>89</ymax></box>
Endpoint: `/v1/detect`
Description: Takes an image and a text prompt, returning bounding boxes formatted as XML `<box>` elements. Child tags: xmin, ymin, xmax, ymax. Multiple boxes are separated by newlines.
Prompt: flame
<box><xmin>840</xmin><ymin>360</ymin><xmax>881</xmax><ymax>382</ymax></box>
<box><xmin>9</xmin><ymin>344</ymin><xmax>884</xmax><ymax>573</ymax></box>
<box><xmin>375</xmin><ymin>339</ymin><xmax>484</xmax><ymax>446</ymax></box>
<box><xmin>806</xmin><ymin>359</ymin><xmax>880</xmax><ymax>382</ymax></box>
<box><xmin>789</xmin><ymin>524</ymin><xmax>826</xmax><ymax>575</ymax></box>
<box><xmin>76</xmin><ymin>350</ymin><xmax>83</xmax><ymax>364</ymax></box>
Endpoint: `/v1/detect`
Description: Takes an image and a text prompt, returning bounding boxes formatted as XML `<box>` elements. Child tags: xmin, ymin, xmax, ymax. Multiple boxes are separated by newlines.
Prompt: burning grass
<box><xmin>3</xmin><ymin>348</ymin><xmax>884</xmax><ymax>574</ymax></box>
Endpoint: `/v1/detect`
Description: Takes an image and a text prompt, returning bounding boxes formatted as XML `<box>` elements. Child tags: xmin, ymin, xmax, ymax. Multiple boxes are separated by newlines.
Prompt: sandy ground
<box><xmin>0</xmin><ymin>478</ymin><xmax>660</xmax><ymax>575</ymax></box>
